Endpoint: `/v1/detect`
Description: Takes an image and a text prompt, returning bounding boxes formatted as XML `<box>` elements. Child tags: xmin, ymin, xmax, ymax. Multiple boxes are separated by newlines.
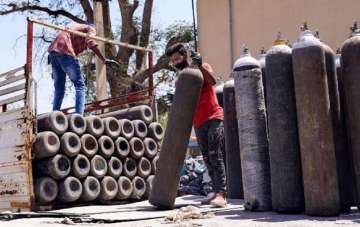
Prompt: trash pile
<box><xmin>178</xmin><ymin>156</ymin><xmax>213</xmax><ymax>196</ymax></box>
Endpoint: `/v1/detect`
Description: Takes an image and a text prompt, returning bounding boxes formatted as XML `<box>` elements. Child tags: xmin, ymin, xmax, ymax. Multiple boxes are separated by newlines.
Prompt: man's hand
<box><xmin>190</xmin><ymin>51</ymin><xmax>203</xmax><ymax>67</ymax></box>
<box><xmin>105</xmin><ymin>59</ymin><xmax>120</xmax><ymax>68</ymax></box>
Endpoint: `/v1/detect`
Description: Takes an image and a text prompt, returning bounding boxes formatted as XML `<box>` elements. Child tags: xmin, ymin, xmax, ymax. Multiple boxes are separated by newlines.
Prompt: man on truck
<box><xmin>48</xmin><ymin>23</ymin><xmax>116</xmax><ymax>114</ymax></box>
<box><xmin>166</xmin><ymin>43</ymin><xmax>227</xmax><ymax>208</ymax></box>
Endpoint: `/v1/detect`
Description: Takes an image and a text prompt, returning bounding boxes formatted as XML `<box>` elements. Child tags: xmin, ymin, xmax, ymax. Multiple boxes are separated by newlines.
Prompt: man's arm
<box><xmin>191</xmin><ymin>52</ymin><xmax>216</xmax><ymax>85</ymax></box>
<box><xmin>199</xmin><ymin>63</ymin><xmax>216</xmax><ymax>85</ymax></box>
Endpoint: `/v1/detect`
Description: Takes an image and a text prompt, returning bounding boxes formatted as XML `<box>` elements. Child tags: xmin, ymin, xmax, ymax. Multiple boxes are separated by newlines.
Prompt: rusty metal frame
<box><xmin>26</xmin><ymin>18</ymin><xmax>154</xmax><ymax>115</ymax></box>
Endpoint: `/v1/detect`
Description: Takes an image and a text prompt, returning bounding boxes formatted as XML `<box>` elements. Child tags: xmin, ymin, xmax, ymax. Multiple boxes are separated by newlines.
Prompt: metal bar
<box><xmin>0</xmin><ymin>75</ymin><xmax>25</xmax><ymax>88</ymax></box>
<box><xmin>0</xmin><ymin>67</ymin><xmax>24</xmax><ymax>79</ymax></box>
<box><xmin>0</xmin><ymin>84</ymin><xmax>25</xmax><ymax>96</ymax></box>
<box><xmin>148</xmin><ymin>51</ymin><xmax>154</xmax><ymax>104</ymax></box>
<box><xmin>28</xmin><ymin>18</ymin><xmax>152</xmax><ymax>52</ymax></box>
<box><xmin>26</xmin><ymin>19</ymin><xmax>33</xmax><ymax>78</ymax></box>
<box><xmin>191</xmin><ymin>0</ymin><xmax>198</xmax><ymax>52</ymax></box>
<box><xmin>0</xmin><ymin>94</ymin><xmax>25</xmax><ymax>106</ymax></box>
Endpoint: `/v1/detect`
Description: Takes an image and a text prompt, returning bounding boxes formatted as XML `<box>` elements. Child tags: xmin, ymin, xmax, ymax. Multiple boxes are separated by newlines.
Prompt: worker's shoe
<box><xmin>200</xmin><ymin>192</ymin><xmax>216</xmax><ymax>205</ymax></box>
<box><xmin>209</xmin><ymin>192</ymin><xmax>227</xmax><ymax>208</ymax></box>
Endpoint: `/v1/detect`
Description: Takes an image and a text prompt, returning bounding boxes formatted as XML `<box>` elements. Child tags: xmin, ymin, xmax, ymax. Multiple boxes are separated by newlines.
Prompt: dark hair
<box><xmin>166</xmin><ymin>43</ymin><xmax>187</xmax><ymax>57</ymax></box>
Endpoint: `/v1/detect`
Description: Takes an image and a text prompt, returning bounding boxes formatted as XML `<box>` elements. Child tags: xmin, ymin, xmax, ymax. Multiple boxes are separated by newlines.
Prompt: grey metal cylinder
<box><xmin>148</xmin><ymin>122</ymin><xmax>164</xmax><ymax>142</ymax></box>
<box><xmin>58</xmin><ymin>176</ymin><xmax>83</xmax><ymax>203</ymax></box>
<box><xmin>85</xmin><ymin>116</ymin><xmax>105</xmax><ymax>138</ymax></box>
<box><xmin>232</xmin><ymin>49</ymin><xmax>271</xmax><ymax>211</ymax></box>
<box><xmin>60</xmin><ymin>132</ymin><xmax>81</xmax><ymax>157</ymax></box>
<box><xmin>99</xmin><ymin>176</ymin><xmax>119</xmax><ymax>201</ymax></box>
<box><xmin>98</xmin><ymin>135</ymin><xmax>115</xmax><ymax>158</ymax></box>
<box><xmin>119</xmin><ymin>119</ymin><xmax>135</xmax><ymax>139</ymax></box>
<box><xmin>137</xmin><ymin>157</ymin><xmax>152</xmax><ymax>178</ymax></box>
<box><xmin>258</xmin><ymin>48</ymin><xmax>267</xmax><ymax>105</ymax></box>
<box><xmin>215</xmin><ymin>83</ymin><xmax>224</xmax><ymax>108</ymax></box>
<box><xmin>292</xmin><ymin>29</ymin><xmax>340</xmax><ymax>216</ymax></box>
<box><xmin>103</xmin><ymin>117</ymin><xmax>121</xmax><ymax>139</ymax></box>
<box><xmin>223</xmin><ymin>79</ymin><xmax>243</xmax><ymax>199</ymax></box>
<box><xmin>90</xmin><ymin>155</ymin><xmax>108</xmax><ymax>178</ymax></box>
<box><xmin>114</xmin><ymin>137</ymin><xmax>130</xmax><ymax>158</ymax></box>
<box><xmin>145</xmin><ymin>175</ymin><xmax>155</xmax><ymax>198</ymax></box>
<box><xmin>143</xmin><ymin>137</ymin><xmax>158</xmax><ymax>159</ymax></box>
<box><xmin>72</xmin><ymin>154</ymin><xmax>90</xmax><ymax>179</ymax></box>
<box><xmin>132</xmin><ymin>120</ymin><xmax>148</xmax><ymax>139</ymax></box>
<box><xmin>108</xmin><ymin>156</ymin><xmax>123</xmax><ymax>178</ymax></box>
<box><xmin>101</xmin><ymin>105</ymin><xmax>153</xmax><ymax>124</ymax></box>
<box><xmin>34</xmin><ymin>177</ymin><xmax>58</xmax><ymax>203</ymax></box>
<box><xmin>33</xmin><ymin>131</ymin><xmax>60</xmax><ymax>159</ymax></box>
<box><xmin>123</xmin><ymin>158</ymin><xmax>137</xmax><ymax>179</ymax></box>
<box><xmin>67</xmin><ymin>113</ymin><xmax>87</xmax><ymax>136</ymax></box>
<box><xmin>321</xmin><ymin>40</ymin><xmax>352</xmax><ymax>213</ymax></box>
<box><xmin>81</xmin><ymin>176</ymin><xmax>100</xmax><ymax>202</ymax></box>
<box><xmin>149</xmin><ymin>68</ymin><xmax>203</xmax><ymax>209</ymax></box>
<box><xmin>80</xmin><ymin>134</ymin><xmax>98</xmax><ymax>158</ymax></box>
<box><xmin>116</xmin><ymin>176</ymin><xmax>133</xmax><ymax>200</ymax></box>
<box><xmin>336</xmin><ymin>51</ymin><xmax>357</xmax><ymax>209</ymax></box>
<box><xmin>266</xmin><ymin>40</ymin><xmax>304</xmax><ymax>213</ymax></box>
<box><xmin>341</xmin><ymin>27</ymin><xmax>360</xmax><ymax>210</ymax></box>
<box><xmin>151</xmin><ymin>155</ymin><xmax>159</xmax><ymax>175</ymax></box>
<box><xmin>37</xmin><ymin>111</ymin><xmax>68</xmax><ymax>135</ymax></box>
<box><xmin>131</xmin><ymin>176</ymin><xmax>146</xmax><ymax>200</ymax></box>
<box><xmin>36</xmin><ymin>154</ymin><xmax>71</xmax><ymax>180</ymax></box>
<box><xmin>129</xmin><ymin>137</ymin><xmax>145</xmax><ymax>159</ymax></box>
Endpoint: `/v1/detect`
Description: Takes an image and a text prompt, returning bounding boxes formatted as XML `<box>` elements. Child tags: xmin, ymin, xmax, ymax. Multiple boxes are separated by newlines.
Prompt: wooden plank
<box><xmin>0</xmin><ymin>84</ymin><xmax>25</xmax><ymax>96</ymax></box>
<box><xmin>0</xmin><ymin>94</ymin><xmax>25</xmax><ymax>106</ymax></box>
<box><xmin>0</xmin><ymin>67</ymin><xmax>24</xmax><ymax>79</ymax></box>
<box><xmin>0</xmin><ymin>110</ymin><xmax>26</xmax><ymax>150</ymax></box>
<box><xmin>0</xmin><ymin>146</ymin><xmax>27</xmax><ymax>164</ymax></box>
<box><xmin>0</xmin><ymin>75</ymin><xmax>25</xmax><ymax>88</ymax></box>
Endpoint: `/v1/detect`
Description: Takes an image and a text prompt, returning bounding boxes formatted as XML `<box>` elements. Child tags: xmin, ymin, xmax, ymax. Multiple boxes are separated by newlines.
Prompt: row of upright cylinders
<box><xmin>220</xmin><ymin>22</ymin><xmax>360</xmax><ymax>216</ymax></box>
<box><xmin>32</xmin><ymin>105</ymin><xmax>163</xmax><ymax>205</ymax></box>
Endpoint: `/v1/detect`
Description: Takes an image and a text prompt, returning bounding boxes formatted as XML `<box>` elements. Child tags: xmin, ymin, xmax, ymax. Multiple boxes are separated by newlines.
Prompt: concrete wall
<box><xmin>197</xmin><ymin>0</ymin><xmax>360</xmax><ymax>80</ymax></box>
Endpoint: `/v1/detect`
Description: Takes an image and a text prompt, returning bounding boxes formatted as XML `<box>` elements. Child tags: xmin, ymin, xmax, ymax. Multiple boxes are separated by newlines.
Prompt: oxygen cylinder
<box><xmin>292</xmin><ymin>25</ymin><xmax>340</xmax><ymax>216</ymax></box>
<box><xmin>222</xmin><ymin>79</ymin><xmax>243</xmax><ymax>199</ymax></box>
<box><xmin>149</xmin><ymin>68</ymin><xmax>203</xmax><ymax>209</ymax></box>
<box><xmin>341</xmin><ymin>22</ymin><xmax>360</xmax><ymax>209</ymax></box>
<box><xmin>215</xmin><ymin>83</ymin><xmax>224</xmax><ymax>107</ymax></box>
<box><xmin>265</xmin><ymin>33</ymin><xmax>304</xmax><ymax>213</ymax></box>
<box><xmin>315</xmin><ymin>31</ymin><xmax>353</xmax><ymax>213</ymax></box>
<box><xmin>232</xmin><ymin>46</ymin><xmax>271</xmax><ymax>211</ymax></box>
<box><xmin>258</xmin><ymin>47</ymin><xmax>267</xmax><ymax>105</ymax></box>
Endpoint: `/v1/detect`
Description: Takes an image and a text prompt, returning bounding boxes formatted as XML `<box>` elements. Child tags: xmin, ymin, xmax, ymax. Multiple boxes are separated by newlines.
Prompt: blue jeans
<box><xmin>48</xmin><ymin>52</ymin><xmax>85</xmax><ymax>114</ymax></box>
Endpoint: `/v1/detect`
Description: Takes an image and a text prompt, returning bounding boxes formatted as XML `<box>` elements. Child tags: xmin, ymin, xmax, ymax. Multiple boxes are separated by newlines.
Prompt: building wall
<box><xmin>197</xmin><ymin>0</ymin><xmax>360</xmax><ymax>80</ymax></box>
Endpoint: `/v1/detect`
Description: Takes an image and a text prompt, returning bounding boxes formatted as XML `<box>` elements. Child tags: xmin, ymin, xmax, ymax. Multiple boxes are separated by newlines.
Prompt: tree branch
<box><xmin>102</xmin><ymin>0</ymin><xmax>117</xmax><ymax>59</ymax></box>
<box><xmin>135</xmin><ymin>0</ymin><xmax>153</xmax><ymax>70</ymax></box>
<box><xmin>116</xmin><ymin>0</ymin><xmax>139</xmax><ymax>64</ymax></box>
<box><xmin>79</xmin><ymin>0</ymin><xmax>93</xmax><ymax>23</ymax></box>
<box><xmin>0</xmin><ymin>2</ymin><xmax>86</xmax><ymax>23</ymax></box>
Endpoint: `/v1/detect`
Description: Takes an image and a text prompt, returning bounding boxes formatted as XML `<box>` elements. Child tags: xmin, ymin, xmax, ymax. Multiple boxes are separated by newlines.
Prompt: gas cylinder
<box><xmin>265</xmin><ymin>33</ymin><xmax>304</xmax><ymax>213</ymax></box>
<box><xmin>232</xmin><ymin>46</ymin><xmax>271</xmax><ymax>211</ymax></box>
<box><xmin>292</xmin><ymin>24</ymin><xmax>340</xmax><ymax>216</ymax></box>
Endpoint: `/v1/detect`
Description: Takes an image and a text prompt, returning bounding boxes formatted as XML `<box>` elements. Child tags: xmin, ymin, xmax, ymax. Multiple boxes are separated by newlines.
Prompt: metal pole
<box><xmin>26</xmin><ymin>19</ymin><xmax>33</xmax><ymax>77</ymax></box>
<box><xmin>148</xmin><ymin>51</ymin><xmax>154</xmax><ymax>104</ymax></box>
<box><xmin>28</xmin><ymin>18</ymin><xmax>152</xmax><ymax>52</ymax></box>
<box><xmin>191</xmin><ymin>0</ymin><xmax>198</xmax><ymax>52</ymax></box>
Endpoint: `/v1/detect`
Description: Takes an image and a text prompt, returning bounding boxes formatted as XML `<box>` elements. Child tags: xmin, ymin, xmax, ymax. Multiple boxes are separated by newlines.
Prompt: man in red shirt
<box><xmin>166</xmin><ymin>43</ymin><xmax>227</xmax><ymax>207</ymax></box>
<box><xmin>48</xmin><ymin>23</ymin><xmax>116</xmax><ymax>114</ymax></box>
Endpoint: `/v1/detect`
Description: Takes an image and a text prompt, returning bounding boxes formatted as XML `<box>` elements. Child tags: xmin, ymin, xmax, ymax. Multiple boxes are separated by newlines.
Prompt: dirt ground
<box><xmin>1</xmin><ymin>196</ymin><xmax>360</xmax><ymax>227</ymax></box>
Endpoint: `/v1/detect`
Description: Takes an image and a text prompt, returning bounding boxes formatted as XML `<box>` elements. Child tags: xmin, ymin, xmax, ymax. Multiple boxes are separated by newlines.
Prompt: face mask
<box><xmin>174</xmin><ymin>59</ymin><xmax>189</xmax><ymax>70</ymax></box>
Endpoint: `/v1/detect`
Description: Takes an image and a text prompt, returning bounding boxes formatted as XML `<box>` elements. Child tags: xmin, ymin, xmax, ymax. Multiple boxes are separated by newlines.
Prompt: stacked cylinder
<box><xmin>33</xmin><ymin>105</ymin><xmax>164</xmax><ymax>206</ymax></box>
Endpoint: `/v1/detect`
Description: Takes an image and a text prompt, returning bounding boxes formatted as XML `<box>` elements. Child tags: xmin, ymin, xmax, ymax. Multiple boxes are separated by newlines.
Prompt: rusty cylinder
<box><xmin>223</xmin><ymin>79</ymin><xmax>243</xmax><ymax>199</ymax></box>
<box><xmin>341</xmin><ymin>23</ymin><xmax>360</xmax><ymax>209</ymax></box>
<box><xmin>265</xmin><ymin>36</ymin><xmax>304</xmax><ymax>213</ymax></box>
<box><xmin>149</xmin><ymin>68</ymin><xmax>203</xmax><ymax>209</ymax></box>
<box><xmin>232</xmin><ymin>48</ymin><xmax>271</xmax><ymax>211</ymax></box>
<box><xmin>292</xmin><ymin>28</ymin><xmax>340</xmax><ymax>216</ymax></box>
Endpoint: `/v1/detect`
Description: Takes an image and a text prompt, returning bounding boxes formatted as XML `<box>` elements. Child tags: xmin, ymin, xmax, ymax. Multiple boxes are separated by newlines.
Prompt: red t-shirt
<box><xmin>193</xmin><ymin>63</ymin><xmax>224</xmax><ymax>129</ymax></box>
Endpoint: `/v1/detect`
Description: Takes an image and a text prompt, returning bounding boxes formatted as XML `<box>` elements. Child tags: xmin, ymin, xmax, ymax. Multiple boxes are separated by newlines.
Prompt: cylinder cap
<box><xmin>233</xmin><ymin>46</ymin><xmax>260</xmax><ymax>71</ymax></box>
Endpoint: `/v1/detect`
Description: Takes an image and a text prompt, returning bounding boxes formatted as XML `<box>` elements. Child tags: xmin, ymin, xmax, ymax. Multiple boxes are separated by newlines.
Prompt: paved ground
<box><xmin>1</xmin><ymin>196</ymin><xmax>360</xmax><ymax>227</ymax></box>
